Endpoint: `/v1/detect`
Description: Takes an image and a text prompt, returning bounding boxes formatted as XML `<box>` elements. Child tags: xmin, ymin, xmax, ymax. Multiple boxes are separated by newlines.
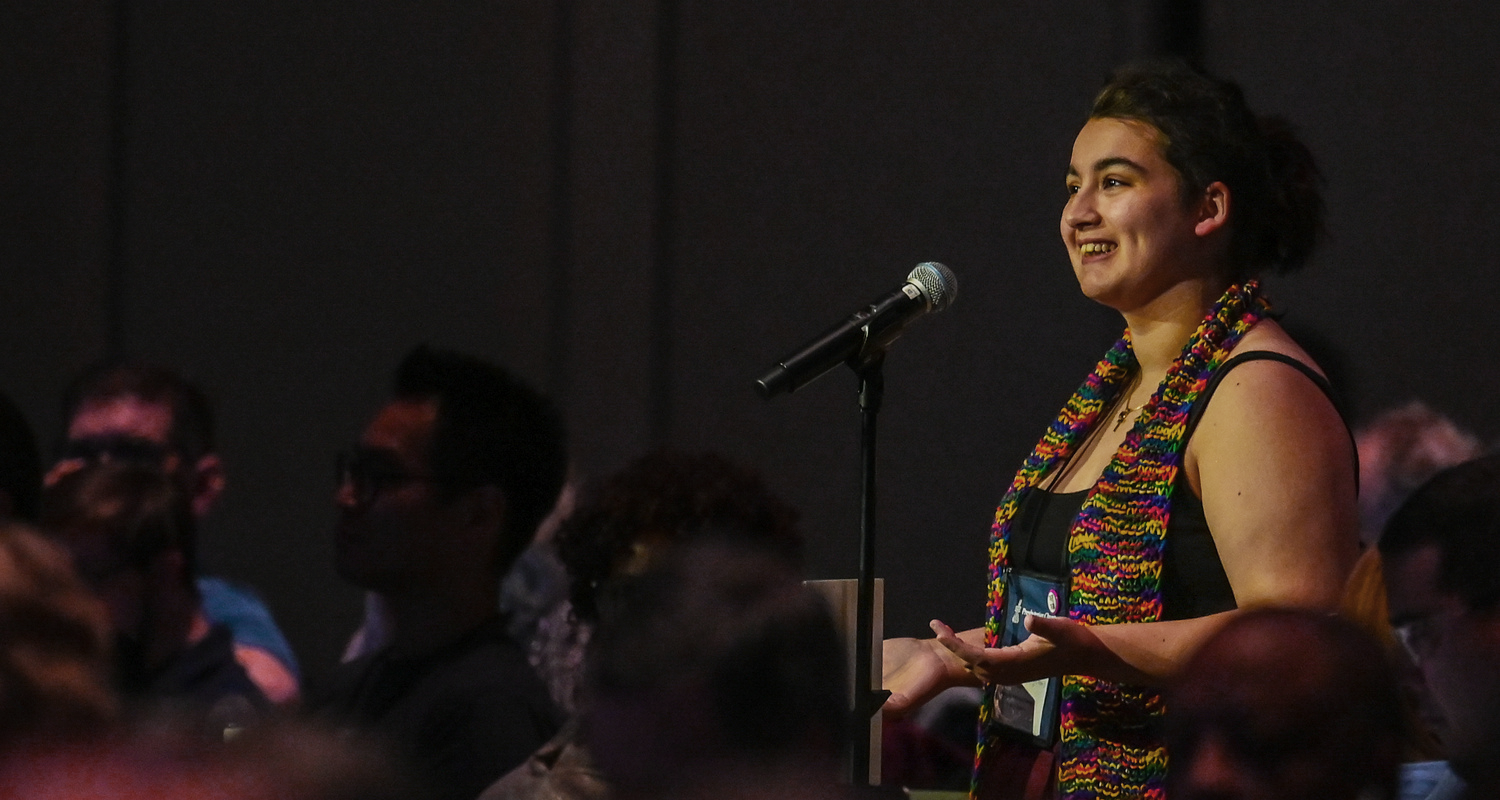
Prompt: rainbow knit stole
<box><xmin>972</xmin><ymin>281</ymin><xmax>1268</xmax><ymax>800</ymax></box>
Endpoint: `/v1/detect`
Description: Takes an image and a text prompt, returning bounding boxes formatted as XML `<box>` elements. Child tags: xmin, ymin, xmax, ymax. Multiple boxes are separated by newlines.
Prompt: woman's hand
<box><xmin>882</xmin><ymin>630</ymin><xmax>981</xmax><ymax>717</ymax></box>
<box><xmin>930</xmin><ymin>616</ymin><xmax>1108</xmax><ymax>686</ymax></box>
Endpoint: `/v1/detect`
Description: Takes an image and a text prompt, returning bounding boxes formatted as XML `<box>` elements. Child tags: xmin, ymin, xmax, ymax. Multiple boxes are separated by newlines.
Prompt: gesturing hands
<box><xmin>929</xmin><ymin>615</ymin><xmax>1097</xmax><ymax>687</ymax></box>
<box><xmin>883</xmin><ymin>615</ymin><xmax>1108</xmax><ymax>718</ymax></box>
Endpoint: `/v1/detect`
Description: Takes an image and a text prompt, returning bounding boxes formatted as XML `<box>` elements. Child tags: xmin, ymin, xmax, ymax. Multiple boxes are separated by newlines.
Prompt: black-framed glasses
<box><xmin>1391</xmin><ymin>614</ymin><xmax>1442</xmax><ymax>665</ymax></box>
<box><xmin>335</xmin><ymin>449</ymin><xmax>438</xmax><ymax>505</ymax></box>
<box><xmin>1392</xmin><ymin>586</ymin><xmax>1500</xmax><ymax>666</ymax></box>
<box><xmin>62</xmin><ymin>435</ymin><xmax>175</xmax><ymax>468</ymax></box>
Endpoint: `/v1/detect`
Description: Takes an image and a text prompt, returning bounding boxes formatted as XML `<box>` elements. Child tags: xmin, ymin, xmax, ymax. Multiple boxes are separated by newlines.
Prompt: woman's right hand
<box><xmin>882</xmin><ymin>626</ymin><xmax>983</xmax><ymax>717</ymax></box>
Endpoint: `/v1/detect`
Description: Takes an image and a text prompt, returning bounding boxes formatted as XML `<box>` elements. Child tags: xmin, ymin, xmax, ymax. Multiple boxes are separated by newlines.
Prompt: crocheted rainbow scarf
<box><xmin>972</xmin><ymin>281</ymin><xmax>1268</xmax><ymax>800</ymax></box>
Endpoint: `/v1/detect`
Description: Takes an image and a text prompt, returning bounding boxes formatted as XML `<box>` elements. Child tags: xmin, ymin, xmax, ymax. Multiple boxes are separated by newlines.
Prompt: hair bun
<box><xmin>1256</xmin><ymin>115</ymin><xmax>1324</xmax><ymax>272</ymax></box>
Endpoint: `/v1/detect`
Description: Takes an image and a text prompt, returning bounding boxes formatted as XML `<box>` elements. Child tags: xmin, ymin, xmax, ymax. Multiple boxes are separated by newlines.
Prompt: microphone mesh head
<box><xmin>907</xmin><ymin>261</ymin><xmax>957</xmax><ymax>311</ymax></box>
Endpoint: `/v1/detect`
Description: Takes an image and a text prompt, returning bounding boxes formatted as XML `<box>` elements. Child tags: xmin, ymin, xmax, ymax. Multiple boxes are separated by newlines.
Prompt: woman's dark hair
<box><xmin>557</xmin><ymin>449</ymin><xmax>803</xmax><ymax>622</ymax></box>
<box><xmin>1090</xmin><ymin>60</ymin><xmax>1324</xmax><ymax>275</ymax></box>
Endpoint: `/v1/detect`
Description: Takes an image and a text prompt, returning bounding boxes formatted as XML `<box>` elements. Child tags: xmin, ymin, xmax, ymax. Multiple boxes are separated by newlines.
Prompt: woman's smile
<box><xmin>1078</xmin><ymin>241</ymin><xmax>1118</xmax><ymax>260</ymax></box>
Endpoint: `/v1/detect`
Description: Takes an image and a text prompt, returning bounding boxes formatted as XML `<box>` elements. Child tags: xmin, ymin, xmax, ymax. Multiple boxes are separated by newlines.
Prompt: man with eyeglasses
<box><xmin>1380</xmin><ymin>454</ymin><xmax>1500</xmax><ymax>800</ymax></box>
<box><xmin>48</xmin><ymin>362</ymin><xmax>300</xmax><ymax>705</ymax></box>
<box><xmin>314</xmin><ymin>345</ymin><xmax>566</xmax><ymax>800</ymax></box>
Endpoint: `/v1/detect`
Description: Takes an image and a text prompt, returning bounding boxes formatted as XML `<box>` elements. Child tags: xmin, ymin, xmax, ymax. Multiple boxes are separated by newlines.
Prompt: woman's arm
<box><xmin>1188</xmin><ymin>355</ymin><xmax>1359</xmax><ymax>609</ymax></box>
<box><xmin>903</xmin><ymin>354</ymin><xmax>1359</xmax><ymax>692</ymax></box>
<box><xmin>886</xmin><ymin>612</ymin><xmax>1235</xmax><ymax>706</ymax></box>
<box><xmin>926</xmin><ymin>613</ymin><xmax>1235</xmax><ymax>687</ymax></box>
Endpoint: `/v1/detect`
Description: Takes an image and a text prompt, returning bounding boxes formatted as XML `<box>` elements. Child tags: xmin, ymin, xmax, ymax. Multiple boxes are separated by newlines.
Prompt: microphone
<box><xmin>755</xmin><ymin>262</ymin><xmax>957</xmax><ymax>398</ymax></box>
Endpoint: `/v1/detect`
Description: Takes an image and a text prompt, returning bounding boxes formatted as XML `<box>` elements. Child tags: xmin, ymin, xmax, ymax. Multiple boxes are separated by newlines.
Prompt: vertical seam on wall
<box><xmin>648</xmin><ymin>0</ymin><xmax>678</xmax><ymax>446</ymax></box>
<box><xmin>105</xmin><ymin>0</ymin><xmax>134</xmax><ymax>361</ymax></box>
<box><xmin>548</xmin><ymin>0</ymin><xmax>575</xmax><ymax>406</ymax></box>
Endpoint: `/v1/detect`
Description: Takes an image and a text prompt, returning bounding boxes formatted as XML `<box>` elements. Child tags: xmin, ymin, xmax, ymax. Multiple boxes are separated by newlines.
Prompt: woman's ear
<box><xmin>1194</xmin><ymin>181</ymin><xmax>1231</xmax><ymax>238</ymax></box>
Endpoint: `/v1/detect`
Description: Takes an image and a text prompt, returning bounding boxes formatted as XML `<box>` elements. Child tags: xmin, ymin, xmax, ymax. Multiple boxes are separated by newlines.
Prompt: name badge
<box><xmin>989</xmin><ymin>569</ymin><xmax>1066</xmax><ymax>746</ymax></box>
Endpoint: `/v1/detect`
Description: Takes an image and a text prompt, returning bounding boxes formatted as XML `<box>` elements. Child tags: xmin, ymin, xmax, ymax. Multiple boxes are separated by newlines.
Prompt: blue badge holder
<box><xmin>989</xmin><ymin>569</ymin><xmax>1067</xmax><ymax>747</ymax></box>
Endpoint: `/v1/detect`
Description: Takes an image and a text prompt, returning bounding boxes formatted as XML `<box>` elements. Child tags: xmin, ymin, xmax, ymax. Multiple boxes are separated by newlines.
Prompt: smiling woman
<box><xmin>882</xmin><ymin>62</ymin><xmax>1358</xmax><ymax>800</ymax></box>
<box><xmin>1063</xmin><ymin>117</ymin><xmax>1223</xmax><ymax>313</ymax></box>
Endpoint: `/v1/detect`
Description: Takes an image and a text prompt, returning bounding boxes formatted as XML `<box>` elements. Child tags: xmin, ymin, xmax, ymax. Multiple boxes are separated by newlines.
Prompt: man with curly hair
<box><xmin>482</xmin><ymin>449</ymin><xmax>804</xmax><ymax>800</ymax></box>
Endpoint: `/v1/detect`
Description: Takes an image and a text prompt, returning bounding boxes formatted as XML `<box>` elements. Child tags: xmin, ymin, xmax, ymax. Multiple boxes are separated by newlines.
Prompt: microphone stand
<box><xmin>850</xmin><ymin>353</ymin><xmax>891</xmax><ymax>787</ymax></box>
<box><xmin>755</xmin><ymin>264</ymin><xmax>955</xmax><ymax>788</ymax></box>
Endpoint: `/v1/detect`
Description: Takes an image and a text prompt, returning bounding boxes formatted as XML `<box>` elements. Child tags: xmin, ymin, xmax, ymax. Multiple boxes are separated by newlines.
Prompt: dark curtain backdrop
<box><xmin>4</xmin><ymin>1</ymin><xmax>1497</xmax><ymax>684</ymax></box>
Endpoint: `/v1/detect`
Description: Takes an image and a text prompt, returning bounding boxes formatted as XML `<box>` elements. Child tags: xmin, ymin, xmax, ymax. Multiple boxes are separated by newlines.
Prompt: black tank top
<box><xmin>1006</xmin><ymin>351</ymin><xmax>1348</xmax><ymax>621</ymax></box>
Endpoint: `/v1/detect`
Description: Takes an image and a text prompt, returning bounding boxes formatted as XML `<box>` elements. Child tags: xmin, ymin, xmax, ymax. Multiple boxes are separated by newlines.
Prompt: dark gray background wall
<box><xmin>4</xmin><ymin>1</ymin><xmax>1497</xmax><ymax>684</ymax></box>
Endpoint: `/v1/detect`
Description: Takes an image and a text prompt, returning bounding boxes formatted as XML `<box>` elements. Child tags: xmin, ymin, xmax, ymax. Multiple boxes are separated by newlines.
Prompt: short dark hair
<box><xmin>1380</xmin><ymin>454</ymin><xmax>1500</xmax><ymax>608</ymax></box>
<box><xmin>392</xmin><ymin>345</ymin><xmax>567</xmax><ymax>576</ymax></box>
<box><xmin>41</xmin><ymin>462</ymin><xmax>199</xmax><ymax>584</ymax></box>
<box><xmin>557</xmin><ymin>449</ymin><xmax>803</xmax><ymax>621</ymax></box>
<box><xmin>61</xmin><ymin>362</ymin><xmax>216</xmax><ymax>462</ymax></box>
<box><xmin>1090</xmin><ymin>60</ymin><xmax>1324</xmax><ymax>276</ymax></box>
<box><xmin>0</xmin><ymin>391</ymin><xmax>42</xmax><ymax>522</ymax></box>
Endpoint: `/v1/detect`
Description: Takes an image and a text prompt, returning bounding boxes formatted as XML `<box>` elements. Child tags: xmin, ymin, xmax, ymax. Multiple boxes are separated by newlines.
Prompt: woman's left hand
<box><xmin>930</xmin><ymin>615</ymin><xmax>1102</xmax><ymax>685</ymax></box>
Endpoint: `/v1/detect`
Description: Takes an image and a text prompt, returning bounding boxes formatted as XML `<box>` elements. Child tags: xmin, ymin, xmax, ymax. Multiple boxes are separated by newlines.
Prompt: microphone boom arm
<box><xmin>755</xmin><ymin>282</ymin><xmax>930</xmax><ymax>398</ymax></box>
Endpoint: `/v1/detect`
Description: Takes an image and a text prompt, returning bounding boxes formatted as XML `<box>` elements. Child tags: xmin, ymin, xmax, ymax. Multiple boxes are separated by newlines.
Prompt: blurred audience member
<box><xmin>41</xmin><ymin>463</ymin><xmax>267</xmax><ymax>735</ymax></box>
<box><xmin>559</xmin><ymin>450</ymin><xmax>802</xmax><ymax>627</ymax></box>
<box><xmin>0</xmin><ymin>521</ymin><xmax>117</xmax><ymax>751</ymax></box>
<box><xmin>585</xmin><ymin>537</ymin><xmax>848</xmax><ymax>800</ymax></box>
<box><xmin>481</xmin><ymin>449</ymin><xmax>803</xmax><ymax>800</ymax></box>
<box><xmin>1340</xmin><ymin>547</ymin><xmax>1445</xmax><ymax>763</ymax></box>
<box><xmin>1357</xmin><ymin>402</ymin><xmax>1484</xmax><ymax>546</ymax></box>
<box><xmin>1342</xmin><ymin>401</ymin><xmax>1483</xmax><ymax>765</ymax></box>
<box><xmin>497</xmin><ymin>479</ymin><xmax>577</xmax><ymax>706</ymax></box>
<box><xmin>1168</xmin><ymin>607</ymin><xmax>1403</xmax><ymax>800</ymax></box>
<box><xmin>1380</xmin><ymin>455</ymin><xmax>1500</xmax><ymax>800</ymax></box>
<box><xmin>0</xmin><ymin>389</ymin><xmax>42</xmax><ymax>523</ymax></box>
<box><xmin>554</xmin><ymin>449</ymin><xmax>800</xmax><ymax>709</ymax></box>
<box><xmin>880</xmin><ymin>687</ymin><xmax>978</xmax><ymax>791</ymax></box>
<box><xmin>0</xmin><ymin>717</ymin><xmax>424</xmax><ymax>800</ymax></box>
<box><xmin>314</xmin><ymin>345</ymin><xmax>567</xmax><ymax>800</ymax></box>
<box><xmin>50</xmin><ymin>361</ymin><xmax>300</xmax><ymax>703</ymax></box>
<box><xmin>343</xmin><ymin>479</ymin><xmax>579</xmax><ymax>707</ymax></box>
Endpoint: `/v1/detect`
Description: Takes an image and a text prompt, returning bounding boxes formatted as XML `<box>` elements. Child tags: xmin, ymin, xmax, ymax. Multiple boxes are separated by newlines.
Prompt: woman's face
<box><xmin>1061</xmin><ymin>117</ymin><xmax>1216</xmax><ymax>312</ymax></box>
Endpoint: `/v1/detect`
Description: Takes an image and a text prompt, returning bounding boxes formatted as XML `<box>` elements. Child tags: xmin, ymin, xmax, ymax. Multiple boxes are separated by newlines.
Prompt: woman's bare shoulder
<box><xmin>1184</xmin><ymin>317</ymin><xmax>1352</xmax><ymax>489</ymax></box>
<box><xmin>1228</xmin><ymin>319</ymin><xmax>1328</xmax><ymax>378</ymax></box>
